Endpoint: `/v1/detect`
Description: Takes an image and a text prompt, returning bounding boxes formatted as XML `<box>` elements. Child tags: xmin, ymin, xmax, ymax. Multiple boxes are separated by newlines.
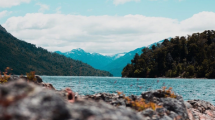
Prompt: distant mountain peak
<box><xmin>71</xmin><ymin>48</ymin><xmax>85</xmax><ymax>52</ymax></box>
<box><xmin>109</xmin><ymin>52</ymin><xmax>127</xmax><ymax>60</ymax></box>
<box><xmin>0</xmin><ymin>25</ymin><xmax>7</xmax><ymax>33</ymax></box>
<box><xmin>92</xmin><ymin>53</ymin><xmax>101</xmax><ymax>55</ymax></box>
<box><xmin>77</xmin><ymin>48</ymin><xmax>83</xmax><ymax>51</ymax></box>
<box><xmin>55</xmin><ymin>39</ymin><xmax>168</xmax><ymax>76</ymax></box>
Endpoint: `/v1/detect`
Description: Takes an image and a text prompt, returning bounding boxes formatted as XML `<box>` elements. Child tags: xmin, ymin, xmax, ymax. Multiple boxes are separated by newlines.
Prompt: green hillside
<box><xmin>122</xmin><ymin>30</ymin><xmax>215</xmax><ymax>78</ymax></box>
<box><xmin>0</xmin><ymin>25</ymin><xmax>112</xmax><ymax>76</ymax></box>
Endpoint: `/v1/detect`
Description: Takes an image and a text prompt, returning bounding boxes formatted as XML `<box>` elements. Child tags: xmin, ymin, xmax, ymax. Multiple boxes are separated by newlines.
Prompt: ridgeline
<box><xmin>0</xmin><ymin>25</ymin><xmax>112</xmax><ymax>76</ymax></box>
<box><xmin>122</xmin><ymin>30</ymin><xmax>215</xmax><ymax>78</ymax></box>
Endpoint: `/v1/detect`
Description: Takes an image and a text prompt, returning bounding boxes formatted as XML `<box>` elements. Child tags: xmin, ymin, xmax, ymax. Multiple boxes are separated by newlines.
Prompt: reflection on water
<box><xmin>42</xmin><ymin>76</ymin><xmax>215</xmax><ymax>105</ymax></box>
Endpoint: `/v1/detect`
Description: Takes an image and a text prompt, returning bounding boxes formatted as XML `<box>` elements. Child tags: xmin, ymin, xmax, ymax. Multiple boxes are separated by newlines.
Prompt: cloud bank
<box><xmin>113</xmin><ymin>0</ymin><xmax>140</xmax><ymax>5</ymax></box>
<box><xmin>0</xmin><ymin>11</ymin><xmax>9</xmax><ymax>18</ymax></box>
<box><xmin>36</xmin><ymin>3</ymin><xmax>50</xmax><ymax>13</ymax></box>
<box><xmin>3</xmin><ymin>11</ymin><xmax>215</xmax><ymax>55</ymax></box>
<box><xmin>0</xmin><ymin>0</ymin><xmax>31</xmax><ymax>8</ymax></box>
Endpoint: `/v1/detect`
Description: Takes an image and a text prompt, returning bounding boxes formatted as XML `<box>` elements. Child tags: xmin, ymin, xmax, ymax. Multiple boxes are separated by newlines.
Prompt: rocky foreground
<box><xmin>1</xmin><ymin>77</ymin><xmax>215</xmax><ymax>120</ymax></box>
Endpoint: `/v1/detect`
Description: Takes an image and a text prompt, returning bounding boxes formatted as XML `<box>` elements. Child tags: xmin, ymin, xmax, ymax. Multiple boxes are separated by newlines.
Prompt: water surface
<box><xmin>42</xmin><ymin>76</ymin><xmax>215</xmax><ymax>105</ymax></box>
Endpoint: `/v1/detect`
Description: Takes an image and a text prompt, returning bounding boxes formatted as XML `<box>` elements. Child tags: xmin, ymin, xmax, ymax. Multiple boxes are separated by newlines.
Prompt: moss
<box><xmin>124</xmin><ymin>97</ymin><xmax>162</xmax><ymax>111</ymax></box>
<box><xmin>0</xmin><ymin>67</ymin><xmax>11</xmax><ymax>84</ymax></box>
<box><xmin>26</xmin><ymin>71</ymin><xmax>37</xmax><ymax>82</ymax></box>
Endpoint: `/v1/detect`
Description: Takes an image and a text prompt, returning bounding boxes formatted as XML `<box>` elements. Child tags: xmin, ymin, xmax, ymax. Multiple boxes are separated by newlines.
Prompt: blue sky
<box><xmin>1</xmin><ymin>0</ymin><xmax>215</xmax><ymax>55</ymax></box>
<box><xmin>2</xmin><ymin>0</ymin><xmax>215</xmax><ymax>22</ymax></box>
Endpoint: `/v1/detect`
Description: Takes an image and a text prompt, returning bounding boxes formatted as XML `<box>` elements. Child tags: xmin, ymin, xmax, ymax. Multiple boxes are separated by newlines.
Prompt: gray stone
<box><xmin>68</xmin><ymin>100</ymin><xmax>145</xmax><ymax>120</ymax></box>
<box><xmin>184</xmin><ymin>101</ymin><xmax>192</xmax><ymax>109</ymax></box>
<box><xmin>141</xmin><ymin>108</ymin><xmax>156</xmax><ymax>118</ymax></box>
<box><xmin>35</xmin><ymin>75</ymin><xmax>43</xmax><ymax>83</ymax></box>
<box><xmin>156</xmin><ymin>108</ymin><xmax>166</xmax><ymax>116</ymax></box>
<box><xmin>7</xmin><ymin>75</ymin><xmax>20</xmax><ymax>82</ymax></box>
<box><xmin>187</xmin><ymin>100</ymin><xmax>215</xmax><ymax>120</ymax></box>
<box><xmin>0</xmin><ymin>80</ymin><xmax>147</xmax><ymax>120</ymax></box>
<box><xmin>7</xmin><ymin>91</ymin><xmax>71</xmax><ymax>120</ymax></box>
<box><xmin>160</xmin><ymin>97</ymin><xmax>188</xmax><ymax>119</ymax></box>
<box><xmin>0</xmin><ymin>80</ymin><xmax>71</xmax><ymax>120</ymax></box>
<box><xmin>159</xmin><ymin>115</ymin><xmax>172</xmax><ymax>120</ymax></box>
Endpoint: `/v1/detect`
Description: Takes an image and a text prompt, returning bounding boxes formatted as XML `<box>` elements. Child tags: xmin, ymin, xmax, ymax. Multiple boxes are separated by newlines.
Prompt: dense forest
<box><xmin>122</xmin><ymin>30</ymin><xmax>215</xmax><ymax>78</ymax></box>
<box><xmin>0</xmin><ymin>25</ymin><xmax>112</xmax><ymax>76</ymax></box>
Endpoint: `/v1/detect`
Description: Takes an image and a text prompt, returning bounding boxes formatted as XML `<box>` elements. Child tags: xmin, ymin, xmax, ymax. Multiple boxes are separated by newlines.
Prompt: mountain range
<box><xmin>55</xmin><ymin>49</ymin><xmax>125</xmax><ymax>70</ymax></box>
<box><xmin>0</xmin><ymin>25</ymin><xmax>112</xmax><ymax>76</ymax></box>
<box><xmin>56</xmin><ymin>40</ymin><xmax>164</xmax><ymax>76</ymax></box>
<box><xmin>0</xmin><ymin>23</ymin><xmax>166</xmax><ymax>77</ymax></box>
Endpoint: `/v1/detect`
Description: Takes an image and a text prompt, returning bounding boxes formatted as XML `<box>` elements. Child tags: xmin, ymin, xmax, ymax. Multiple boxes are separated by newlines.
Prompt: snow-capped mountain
<box><xmin>101</xmin><ymin>39</ymin><xmax>166</xmax><ymax>76</ymax></box>
<box><xmin>56</xmin><ymin>39</ymin><xmax>166</xmax><ymax>76</ymax></box>
<box><xmin>101</xmin><ymin>47</ymin><xmax>144</xmax><ymax>76</ymax></box>
<box><xmin>55</xmin><ymin>48</ymin><xmax>120</xmax><ymax>70</ymax></box>
<box><xmin>110</xmin><ymin>53</ymin><xmax>127</xmax><ymax>60</ymax></box>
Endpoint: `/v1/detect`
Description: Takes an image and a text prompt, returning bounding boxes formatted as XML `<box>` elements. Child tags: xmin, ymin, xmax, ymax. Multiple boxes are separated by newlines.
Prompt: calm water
<box><xmin>42</xmin><ymin>76</ymin><xmax>215</xmax><ymax>105</ymax></box>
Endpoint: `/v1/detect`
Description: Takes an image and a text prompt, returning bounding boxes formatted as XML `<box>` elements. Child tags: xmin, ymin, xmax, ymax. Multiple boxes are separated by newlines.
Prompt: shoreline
<box><xmin>1</xmin><ymin>80</ymin><xmax>214</xmax><ymax>120</ymax></box>
<box><xmin>1</xmin><ymin>76</ymin><xmax>215</xmax><ymax>120</ymax></box>
<box><xmin>8</xmin><ymin>75</ymin><xmax>209</xmax><ymax>79</ymax></box>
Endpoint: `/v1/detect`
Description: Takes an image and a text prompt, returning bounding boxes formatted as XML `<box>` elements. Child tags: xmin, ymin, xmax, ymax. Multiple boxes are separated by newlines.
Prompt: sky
<box><xmin>1</xmin><ymin>0</ymin><xmax>215</xmax><ymax>55</ymax></box>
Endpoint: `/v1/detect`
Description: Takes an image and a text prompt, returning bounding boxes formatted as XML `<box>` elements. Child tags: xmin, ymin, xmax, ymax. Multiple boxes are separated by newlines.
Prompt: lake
<box><xmin>42</xmin><ymin>76</ymin><xmax>215</xmax><ymax>105</ymax></box>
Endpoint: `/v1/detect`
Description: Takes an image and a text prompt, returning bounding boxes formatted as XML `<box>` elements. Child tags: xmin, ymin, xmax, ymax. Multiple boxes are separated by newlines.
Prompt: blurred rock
<box><xmin>187</xmin><ymin>99</ymin><xmax>215</xmax><ymax>120</ymax></box>
<box><xmin>7</xmin><ymin>75</ymin><xmax>55</xmax><ymax>90</ymax></box>
<box><xmin>35</xmin><ymin>75</ymin><xmax>43</xmax><ymax>83</ymax></box>
<box><xmin>2</xmin><ymin>80</ymin><xmax>215</xmax><ymax>120</ymax></box>
<box><xmin>68</xmin><ymin>100</ymin><xmax>144</xmax><ymax>120</ymax></box>
<box><xmin>0</xmin><ymin>80</ymin><xmax>71</xmax><ymax>120</ymax></box>
<box><xmin>56</xmin><ymin>88</ymin><xmax>75</xmax><ymax>103</ymax></box>
<box><xmin>83</xmin><ymin>90</ymin><xmax>190</xmax><ymax>120</ymax></box>
<box><xmin>39</xmin><ymin>82</ymin><xmax>56</xmax><ymax>90</ymax></box>
<box><xmin>84</xmin><ymin>93</ymin><xmax>120</xmax><ymax>103</ymax></box>
<box><xmin>8</xmin><ymin>75</ymin><xmax>43</xmax><ymax>83</ymax></box>
<box><xmin>184</xmin><ymin>101</ymin><xmax>192</xmax><ymax>109</ymax></box>
<box><xmin>0</xmin><ymin>80</ymin><xmax>146</xmax><ymax>120</ymax></box>
<box><xmin>139</xmin><ymin>90</ymin><xmax>189</xmax><ymax>120</ymax></box>
<box><xmin>7</xmin><ymin>75</ymin><xmax>20</xmax><ymax>82</ymax></box>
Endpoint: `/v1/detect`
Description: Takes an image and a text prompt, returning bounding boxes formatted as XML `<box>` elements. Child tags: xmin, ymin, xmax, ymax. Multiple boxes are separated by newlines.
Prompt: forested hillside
<box><xmin>122</xmin><ymin>30</ymin><xmax>215</xmax><ymax>78</ymax></box>
<box><xmin>0</xmin><ymin>25</ymin><xmax>112</xmax><ymax>76</ymax></box>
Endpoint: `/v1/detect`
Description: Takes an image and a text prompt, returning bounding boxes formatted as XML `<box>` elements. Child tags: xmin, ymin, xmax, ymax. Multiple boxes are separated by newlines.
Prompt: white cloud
<box><xmin>0</xmin><ymin>0</ymin><xmax>30</xmax><ymax>8</ymax></box>
<box><xmin>113</xmin><ymin>0</ymin><xmax>184</xmax><ymax>5</ymax></box>
<box><xmin>2</xmin><ymin>11</ymin><xmax>215</xmax><ymax>55</ymax></box>
<box><xmin>36</xmin><ymin>3</ymin><xmax>49</xmax><ymax>13</ymax></box>
<box><xmin>0</xmin><ymin>11</ymin><xmax>9</xmax><ymax>18</ymax></box>
<box><xmin>180</xmin><ymin>11</ymin><xmax>215</xmax><ymax>32</ymax></box>
<box><xmin>56</xmin><ymin>7</ymin><xmax>61</xmax><ymax>14</ymax></box>
<box><xmin>113</xmin><ymin>0</ymin><xmax>140</xmax><ymax>5</ymax></box>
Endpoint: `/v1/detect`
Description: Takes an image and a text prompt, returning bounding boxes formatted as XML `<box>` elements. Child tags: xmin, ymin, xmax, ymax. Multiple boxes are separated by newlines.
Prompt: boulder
<box><xmin>0</xmin><ymin>80</ymin><xmax>71</xmax><ymax>120</ymax></box>
<box><xmin>35</xmin><ymin>75</ymin><xmax>43</xmax><ymax>83</ymax></box>
<box><xmin>187</xmin><ymin>99</ymin><xmax>215</xmax><ymax>120</ymax></box>
<box><xmin>7</xmin><ymin>75</ymin><xmax>20</xmax><ymax>82</ymax></box>
<box><xmin>2</xmin><ymin>80</ymin><xmax>215</xmax><ymax>120</ymax></box>
<box><xmin>56</xmin><ymin>88</ymin><xmax>75</xmax><ymax>103</ymax></box>
<box><xmin>7</xmin><ymin>75</ymin><xmax>53</xmax><ymax>90</ymax></box>
<box><xmin>39</xmin><ymin>82</ymin><xmax>56</xmax><ymax>90</ymax></box>
<box><xmin>84</xmin><ymin>93</ymin><xmax>120</xmax><ymax>103</ymax></box>
<box><xmin>67</xmin><ymin>100</ymin><xmax>145</xmax><ymax>120</ymax></box>
<box><xmin>141</xmin><ymin>90</ymin><xmax>189</xmax><ymax>120</ymax></box>
<box><xmin>0</xmin><ymin>80</ymin><xmax>147</xmax><ymax>120</ymax></box>
<box><xmin>83</xmin><ymin>90</ymin><xmax>190</xmax><ymax>120</ymax></box>
<box><xmin>8</xmin><ymin>75</ymin><xmax>43</xmax><ymax>83</ymax></box>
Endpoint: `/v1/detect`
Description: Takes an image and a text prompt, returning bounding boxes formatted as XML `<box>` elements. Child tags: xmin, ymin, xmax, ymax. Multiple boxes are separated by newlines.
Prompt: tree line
<box><xmin>122</xmin><ymin>30</ymin><xmax>215</xmax><ymax>78</ymax></box>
